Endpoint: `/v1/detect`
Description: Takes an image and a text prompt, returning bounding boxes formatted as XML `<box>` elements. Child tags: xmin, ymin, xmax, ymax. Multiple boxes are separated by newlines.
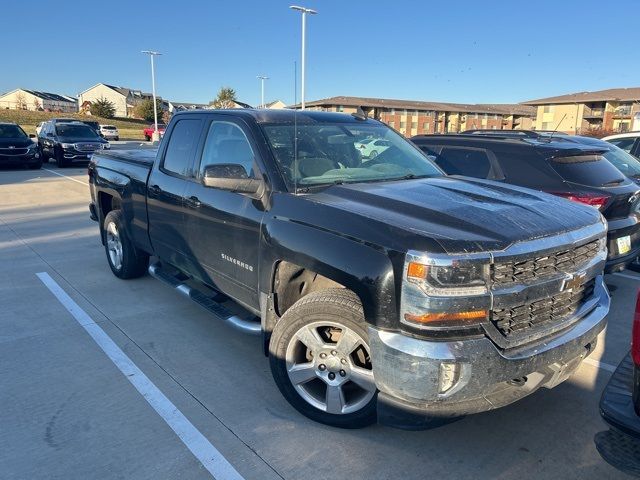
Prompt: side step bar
<box><xmin>148</xmin><ymin>262</ymin><xmax>261</xmax><ymax>335</ymax></box>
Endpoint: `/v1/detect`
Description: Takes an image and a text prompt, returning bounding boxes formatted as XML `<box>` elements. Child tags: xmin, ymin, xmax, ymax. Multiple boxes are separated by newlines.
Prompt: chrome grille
<box><xmin>75</xmin><ymin>143</ymin><xmax>100</xmax><ymax>152</ymax></box>
<box><xmin>0</xmin><ymin>147</ymin><xmax>28</xmax><ymax>155</ymax></box>
<box><xmin>491</xmin><ymin>239</ymin><xmax>601</xmax><ymax>287</ymax></box>
<box><xmin>491</xmin><ymin>279</ymin><xmax>595</xmax><ymax>337</ymax></box>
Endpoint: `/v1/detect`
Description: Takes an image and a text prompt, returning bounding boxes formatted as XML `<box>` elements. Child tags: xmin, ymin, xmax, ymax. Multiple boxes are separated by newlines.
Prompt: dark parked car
<box><xmin>0</xmin><ymin>122</ymin><xmax>42</xmax><ymax>169</ymax></box>
<box><xmin>82</xmin><ymin>120</ymin><xmax>102</xmax><ymax>136</ymax></box>
<box><xmin>38</xmin><ymin>121</ymin><xmax>109</xmax><ymax>167</ymax></box>
<box><xmin>595</xmin><ymin>288</ymin><xmax>640</xmax><ymax>476</ymax></box>
<box><xmin>411</xmin><ymin>132</ymin><xmax>640</xmax><ymax>272</ymax></box>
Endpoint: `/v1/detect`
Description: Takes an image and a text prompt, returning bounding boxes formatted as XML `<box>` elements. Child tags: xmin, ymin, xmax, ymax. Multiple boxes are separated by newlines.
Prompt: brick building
<box><xmin>297</xmin><ymin>96</ymin><xmax>535</xmax><ymax>136</ymax></box>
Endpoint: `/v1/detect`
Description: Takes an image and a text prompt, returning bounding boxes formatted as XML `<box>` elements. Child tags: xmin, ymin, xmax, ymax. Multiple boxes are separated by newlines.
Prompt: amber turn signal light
<box><xmin>407</xmin><ymin>261</ymin><xmax>428</xmax><ymax>279</ymax></box>
<box><xmin>404</xmin><ymin>309</ymin><xmax>487</xmax><ymax>325</ymax></box>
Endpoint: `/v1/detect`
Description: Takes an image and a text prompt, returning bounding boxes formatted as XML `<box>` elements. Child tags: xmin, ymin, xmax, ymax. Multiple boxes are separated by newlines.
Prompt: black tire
<box><xmin>41</xmin><ymin>149</ymin><xmax>48</xmax><ymax>162</ymax></box>
<box><xmin>114</xmin><ymin>137</ymin><xmax>119</xmax><ymax>141</ymax></box>
<box><xmin>269</xmin><ymin>288</ymin><xmax>377</xmax><ymax>429</ymax></box>
<box><xmin>55</xmin><ymin>147</ymin><xmax>67</xmax><ymax>168</ymax></box>
<box><xmin>103</xmin><ymin>210</ymin><xmax>149</xmax><ymax>279</ymax></box>
<box><xmin>28</xmin><ymin>160</ymin><xmax>43</xmax><ymax>170</ymax></box>
<box><xmin>144</xmin><ymin>135</ymin><xmax>151</xmax><ymax>141</ymax></box>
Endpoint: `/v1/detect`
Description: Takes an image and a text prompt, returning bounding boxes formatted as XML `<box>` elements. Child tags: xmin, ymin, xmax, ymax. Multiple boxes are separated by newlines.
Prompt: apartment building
<box><xmin>0</xmin><ymin>88</ymin><xmax>77</xmax><ymax>112</ymax></box>
<box><xmin>523</xmin><ymin>87</ymin><xmax>640</xmax><ymax>134</ymax></box>
<box><xmin>299</xmin><ymin>96</ymin><xmax>534</xmax><ymax>136</ymax></box>
<box><xmin>78</xmin><ymin>83</ymin><xmax>160</xmax><ymax>118</ymax></box>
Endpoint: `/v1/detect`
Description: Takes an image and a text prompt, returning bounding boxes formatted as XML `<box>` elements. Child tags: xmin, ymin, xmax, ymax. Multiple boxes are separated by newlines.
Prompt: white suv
<box><xmin>99</xmin><ymin>125</ymin><xmax>119</xmax><ymax>141</ymax></box>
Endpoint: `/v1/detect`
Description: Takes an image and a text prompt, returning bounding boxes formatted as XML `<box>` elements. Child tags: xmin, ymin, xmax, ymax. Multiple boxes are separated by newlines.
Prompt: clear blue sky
<box><xmin>2</xmin><ymin>0</ymin><xmax>637</xmax><ymax>106</ymax></box>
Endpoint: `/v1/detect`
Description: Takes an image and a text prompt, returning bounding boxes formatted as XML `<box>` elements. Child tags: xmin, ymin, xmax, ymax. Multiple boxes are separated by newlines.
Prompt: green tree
<box><xmin>89</xmin><ymin>97</ymin><xmax>116</xmax><ymax>118</ymax></box>
<box><xmin>134</xmin><ymin>98</ymin><xmax>164</xmax><ymax>122</ymax></box>
<box><xmin>210</xmin><ymin>87</ymin><xmax>237</xmax><ymax>109</ymax></box>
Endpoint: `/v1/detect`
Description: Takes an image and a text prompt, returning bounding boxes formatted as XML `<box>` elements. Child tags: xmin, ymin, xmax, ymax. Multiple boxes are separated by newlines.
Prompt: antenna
<box><xmin>294</xmin><ymin>60</ymin><xmax>298</xmax><ymax>195</ymax></box>
<box><xmin>548</xmin><ymin>113</ymin><xmax>567</xmax><ymax>141</ymax></box>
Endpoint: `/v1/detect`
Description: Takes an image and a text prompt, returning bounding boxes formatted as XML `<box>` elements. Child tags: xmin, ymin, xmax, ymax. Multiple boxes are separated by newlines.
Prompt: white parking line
<box><xmin>613</xmin><ymin>272</ymin><xmax>640</xmax><ymax>282</ymax></box>
<box><xmin>583</xmin><ymin>357</ymin><xmax>617</xmax><ymax>373</ymax></box>
<box><xmin>42</xmin><ymin>168</ymin><xmax>89</xmax><ymax>186</ymax></box>
<box><xmin>36</xmin><ymin>272</ymin><xmax>245</xmax><ymax>480</ymax></box>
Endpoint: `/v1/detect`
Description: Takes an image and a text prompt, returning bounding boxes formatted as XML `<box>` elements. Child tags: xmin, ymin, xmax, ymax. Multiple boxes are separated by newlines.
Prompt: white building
<box><xmin>0</xmin><ymin>88</ymin><xmax>77</xmax><ymax>112</ymax></box>
<box><xmin>78</xmin><ymin>83</ymin><xmax>159</xmax><ymax>118</ymax></box>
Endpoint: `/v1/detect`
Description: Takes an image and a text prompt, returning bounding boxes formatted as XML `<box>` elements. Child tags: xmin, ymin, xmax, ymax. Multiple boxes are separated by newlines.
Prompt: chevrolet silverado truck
<box><xmin>88</xmin><ymin>109</ymin><xmax>610</xmax><ymax>429</ymax></box>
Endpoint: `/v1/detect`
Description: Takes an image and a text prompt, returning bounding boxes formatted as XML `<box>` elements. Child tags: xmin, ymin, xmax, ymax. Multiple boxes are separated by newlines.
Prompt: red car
<box><xmin>596</xmin><ymin>288</ymin><xmax>640</xmax><ymax>475</ymax></box>
<box><xmin>143</xmin><ymin>123</ymin><xmax>166</xmax><ymax>141</ymax></box>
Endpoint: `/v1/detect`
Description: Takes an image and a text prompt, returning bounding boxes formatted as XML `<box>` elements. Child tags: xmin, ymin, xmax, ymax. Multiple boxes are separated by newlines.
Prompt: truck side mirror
<box><xmin>202</xmin><ymin>163</ymin><xmax>263</xmax><ymax>195</ymax></box>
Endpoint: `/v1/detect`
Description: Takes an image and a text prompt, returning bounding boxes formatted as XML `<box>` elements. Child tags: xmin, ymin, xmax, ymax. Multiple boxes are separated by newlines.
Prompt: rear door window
<box><xmin>432</xmin><ymin>146</ymin><xmax>498</xmax><ymax>179</ymax></box>
<box><xmin>549</xmin><ymin>154</ymin><xmax>626</xmax><ymax>187</ymax></box>
<box><xmin>161</xmin><ymin>119</ymin><xmax>202</xmax><ymax>177</ymax></box>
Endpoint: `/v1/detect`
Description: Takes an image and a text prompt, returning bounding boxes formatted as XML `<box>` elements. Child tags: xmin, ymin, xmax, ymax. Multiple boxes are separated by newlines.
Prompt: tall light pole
<box><xmin>257</xmin><ymin>75</ymin><xmax>269</xmax><ymax>108</ymax></box>
<box><xmin>290</xmin><ymin>5</ymin><xmax>317</xmax><ymax>110</ymax></box>
<box><xmin>141</xmin><ymin>50</ymin><xmax>162</xmax><ymax>141</ymax></box>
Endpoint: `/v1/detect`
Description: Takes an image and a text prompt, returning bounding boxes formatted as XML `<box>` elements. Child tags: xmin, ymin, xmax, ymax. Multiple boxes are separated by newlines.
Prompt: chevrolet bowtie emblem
<box><xmin>563</xmin><ymin>272</ymin><xmax>586</xmax><ymax>292</ymax></box>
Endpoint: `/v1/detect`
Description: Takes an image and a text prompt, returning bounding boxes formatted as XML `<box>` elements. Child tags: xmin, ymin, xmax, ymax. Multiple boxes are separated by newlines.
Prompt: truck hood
<box><xmin>308</xmin><ymin>176</ymin><xmax>603</xmax><ymax>254</ymax></box>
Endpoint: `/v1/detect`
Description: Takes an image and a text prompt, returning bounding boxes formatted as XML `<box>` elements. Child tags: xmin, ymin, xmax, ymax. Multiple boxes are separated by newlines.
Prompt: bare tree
<box><xmin>32</xmin><ymin>98</ymin><xmax>42</xmax><ymax>111</ymax></box>
<box><xmin>15</xmin><ymin>91</ymin><xmax>27</xmax><ymax>110</ymax></box>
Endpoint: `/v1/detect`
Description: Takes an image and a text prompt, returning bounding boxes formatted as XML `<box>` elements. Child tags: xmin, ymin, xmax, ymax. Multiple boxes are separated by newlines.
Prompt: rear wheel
<box><xmin>269</xmin><ymin>288</ymin><xmax>377</xmax><ymax>428</ymax></box>
<box><xmin>369</xmin><ymin>150</ymin><xmax>378</xmax><ymax>159</ymax></box>
<box><xmin>144</xmin><ymin>135</ymin><xmax>151</xmax><ymax>141</ymax></box>
<box><xmin>28</xmin><ymin>160</ymin><xmax>42</xmax><ymax>170</ymax></box>
<box><xmin>103</xmin><ymin>210</ymin><xmax>149</xmax><ymax>279</ymax></box>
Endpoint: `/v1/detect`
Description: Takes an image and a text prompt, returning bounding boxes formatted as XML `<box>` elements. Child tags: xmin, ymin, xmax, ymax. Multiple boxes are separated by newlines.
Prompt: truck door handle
<box><xmin>186</xmin><ymin>195</ymin><xmax>202</xmax><ymax>208</ymax></box>
<box><xmin>148</xmin><ymin>185</ymin><xmax>161</xmax><ymax>196</ymax></box>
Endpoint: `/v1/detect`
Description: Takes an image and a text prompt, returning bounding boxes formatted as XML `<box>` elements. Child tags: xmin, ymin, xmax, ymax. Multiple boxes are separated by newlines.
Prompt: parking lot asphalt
<box><xmin>0</xmin><ymin>162</ymin><xmax>637</xmax><ymax>480</ymax></box>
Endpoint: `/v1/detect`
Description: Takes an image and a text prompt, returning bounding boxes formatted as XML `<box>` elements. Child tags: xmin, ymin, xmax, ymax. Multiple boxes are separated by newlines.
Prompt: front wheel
<box><xmin>28</xmin><ymin>160</ymin><xmax>43</xmax><ymax>170</ymax></box>
<box><xmin>269</xmin><ymin>288</ymin><xmax>377</xmax><ymax>428</ymax></box>
<box><xmin>55</xmin><ymin>147</ymin><xmax>67</xmax><ymax>167</ymax></box>
<box><xmin>103</xmin><ymin>210</ymin><xmax>149</xmax><ymax>279</ymax></box>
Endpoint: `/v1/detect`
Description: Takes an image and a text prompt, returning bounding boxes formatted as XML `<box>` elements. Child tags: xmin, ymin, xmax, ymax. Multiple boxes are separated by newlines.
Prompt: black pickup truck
<box><xmin>89</xmin><ymin>109</ymin><xmax>610</xmax><ymax>429</ymax></box>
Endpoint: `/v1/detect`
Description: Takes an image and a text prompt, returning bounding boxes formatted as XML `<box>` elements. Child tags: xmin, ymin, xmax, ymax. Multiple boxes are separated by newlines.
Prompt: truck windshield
<box><xmin>261</xmin><ymin>122</ymin><xmax>442</xmax><ymax>188</ymax></box>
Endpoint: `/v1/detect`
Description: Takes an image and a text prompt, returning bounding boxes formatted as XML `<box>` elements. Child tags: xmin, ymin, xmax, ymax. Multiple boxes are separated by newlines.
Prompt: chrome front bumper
<box><xmin>371</xmin><ymin>275</ymin><xmax>610</xmax><ymax>429</ymax></box>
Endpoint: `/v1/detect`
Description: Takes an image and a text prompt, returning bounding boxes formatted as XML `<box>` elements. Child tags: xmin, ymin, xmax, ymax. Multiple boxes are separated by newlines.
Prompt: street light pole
<box><xmin>141</xmin><ymin>50</ymin><xmax>162</xmax><ymax>141</ymax></box>
<box><xmin>257</xmin><ymin>75</ymin><xmax>269</xmax><ymax>108</ymax></box>
<box><xmin>290</xmin><ymin>5</ymin><xmax>317</xmax><ymax>110</ymax></box>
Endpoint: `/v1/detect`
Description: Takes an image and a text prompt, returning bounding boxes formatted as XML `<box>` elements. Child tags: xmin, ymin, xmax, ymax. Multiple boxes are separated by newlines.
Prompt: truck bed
<box><xmin>95</xmin><ymin>148</ymin><xmax>157</xmax><ymax>167</ymax></box>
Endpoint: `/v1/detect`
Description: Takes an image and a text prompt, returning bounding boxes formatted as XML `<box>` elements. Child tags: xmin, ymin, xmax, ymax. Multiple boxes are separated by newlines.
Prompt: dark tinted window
<box><xmin>435</xmin><ymin>146</ymin><xmax>492</xmax><ymax>179</ymax></box>
<box><xmin>162</xmin><ymin>119</ymin><xmax>201</xmax><ymax>176</ymax></box>
<box><xmin>492</xmin><ymin>148</ymin><xmax>555</xmax><ymax>188</ymax></box>
<box><xmin>0</xmin><ymin>124</ymin><xmax>27</xmax><ymax>138</ymax></box>
<box><xmin>55</xmin><ymin>124</ymin><xmax>99</xmax><ymax>138</ymax></box>
<box><xmin>549</xmin><ymin>154</ymin><xmax>626</xmax><ymax>187</ymax></box>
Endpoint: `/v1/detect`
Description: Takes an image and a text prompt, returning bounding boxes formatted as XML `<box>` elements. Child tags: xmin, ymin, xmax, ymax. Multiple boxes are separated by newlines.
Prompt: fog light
<box><xmin>439</xmin><ymin>362</ymin><xmax>459</xmax><ymax>394</ymax></box>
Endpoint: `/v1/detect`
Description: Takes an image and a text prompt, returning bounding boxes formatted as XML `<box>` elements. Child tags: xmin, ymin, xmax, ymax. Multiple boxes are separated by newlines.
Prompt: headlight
<box><xmin>401</xmin><ymin>252</ymin><xmax>490</xmax><ymax>329</ymax></box>
<box><xmin>61</xmin><ymin>143</ymin><xmax>75</xmax><ymax>149</ymax></box>
<box><xmin>406</xmin><ymin>261</ymin><xmax>489</xmax><ymax>296</ymax></box>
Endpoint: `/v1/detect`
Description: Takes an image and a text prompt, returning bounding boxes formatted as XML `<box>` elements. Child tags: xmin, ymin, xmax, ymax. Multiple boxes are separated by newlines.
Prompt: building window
<box><xmin>411</xmin><ymin>121</ymin><xmax>417</xmax><ymax>128</ymax></box>
<box><xmin>423</xmin><ymin>123</ymin><xmax>429</xmax><ymax>130</ymax></box>
<box><xmin>336</xmin><ymin>105</ymin><xmax>344</xmax><ymax>112</ymax></box>
<box><xmin>400</xmin><ymin>121</ymin><xmax>406</xmax><ymax>128</ymax></box>
<box><xmin>543</xmin><ymin>105</ymin><xmax>554</xmax><ymax>114</ymax></box>
<box><xmin>389</xmin><ymin>121</ymin><xmax>395</xmax><ymax>128</ymax></box>
<box><xmin>390</xmin><ymin>108</ymin><xmax>395</xmax><ymax>114</ymax></box>
<box><xmin>541</xmin><ymin>122</ymin><xmax>554</xmax><ymax>130</ymax></box>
